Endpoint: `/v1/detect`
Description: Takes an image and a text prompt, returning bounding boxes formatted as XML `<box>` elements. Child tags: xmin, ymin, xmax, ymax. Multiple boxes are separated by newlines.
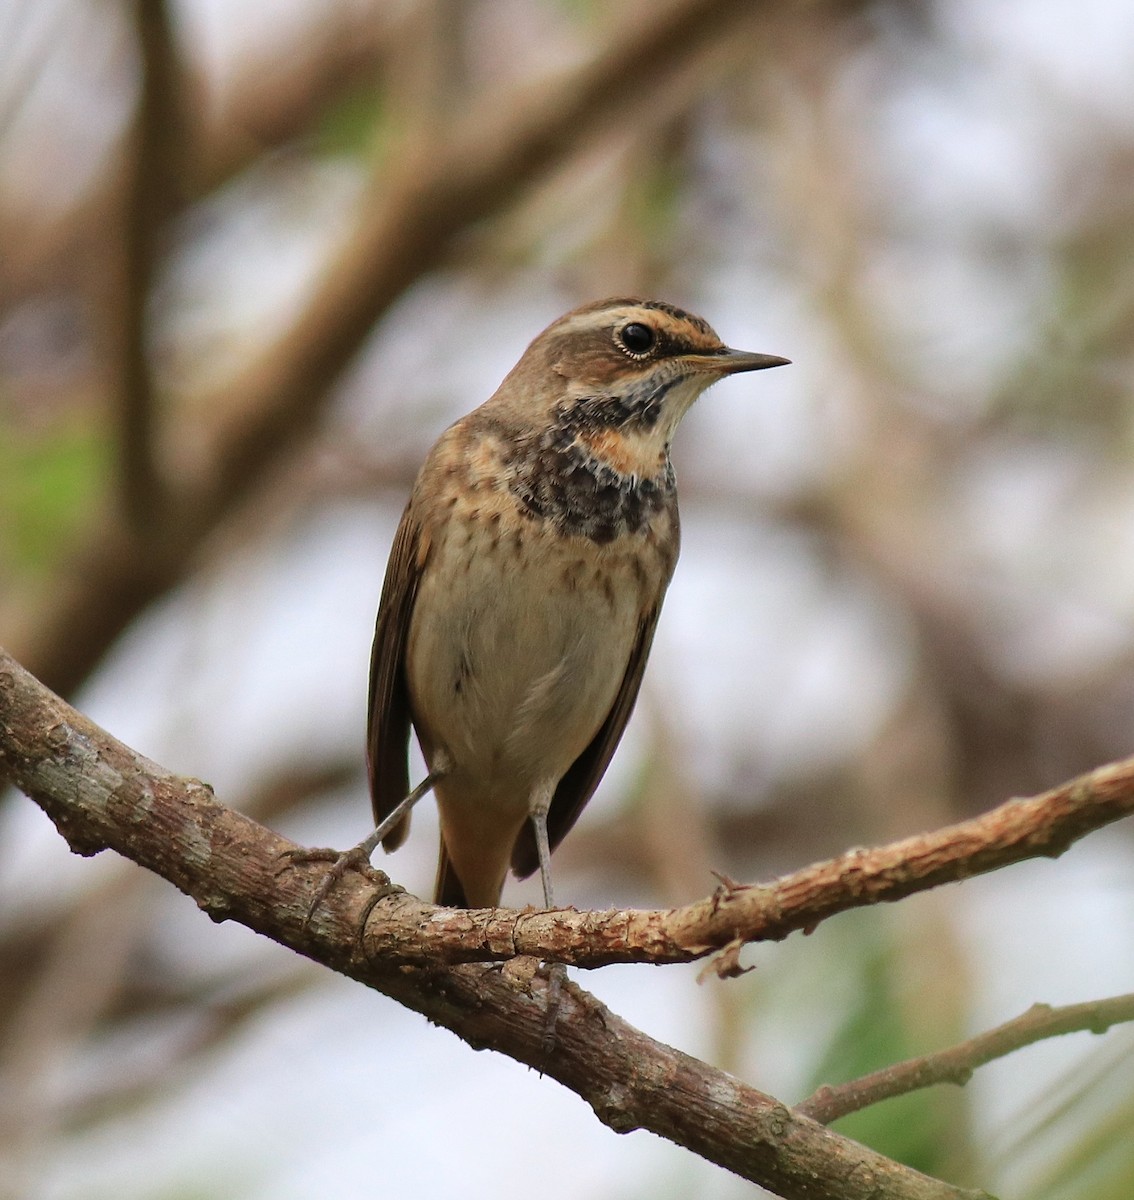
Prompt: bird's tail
<box><xmin>433</xmin><ymin>837</ymin><xmax>470</xmax><ymax>907</ymax></box>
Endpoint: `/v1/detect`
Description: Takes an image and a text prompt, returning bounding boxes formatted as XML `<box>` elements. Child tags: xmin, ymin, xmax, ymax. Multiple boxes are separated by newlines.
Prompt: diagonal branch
<box><xmin>2</xmin><ymin>647</ymin><xmax>1133</xmax><ymax>975</ymax></box>
<box><xmin>795</xmin><ymin>993</ymin><xmax>1134</xmax><ymax>1125</ymax></box>
<box><xmin>0</xmin><ymin>651</ymin><xmax>986</xmax><ymax>1200</ymax></box>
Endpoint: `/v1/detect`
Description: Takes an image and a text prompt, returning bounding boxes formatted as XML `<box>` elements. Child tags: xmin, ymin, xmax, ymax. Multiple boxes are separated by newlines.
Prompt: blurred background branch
<box><xmin>107</xmin><ymin>0</ymin><xmax>186</xmax><ymax>537</ymax></box>
<box><xmin>797</xmin><ymin>992</ymin><xmax>1134</xmax><ymax>1125</ymax></box>
<box><xmin>6</xmin><ymin>0</ymin><xmax>794</xmax><ymax>698</ymax></box>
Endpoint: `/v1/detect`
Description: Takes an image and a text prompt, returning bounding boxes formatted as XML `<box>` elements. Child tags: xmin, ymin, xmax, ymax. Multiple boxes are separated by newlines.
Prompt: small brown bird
<box><xmin>324</xmin><ymin>298</ymin><xmax>787</xmax><ymax>911</ymax></box>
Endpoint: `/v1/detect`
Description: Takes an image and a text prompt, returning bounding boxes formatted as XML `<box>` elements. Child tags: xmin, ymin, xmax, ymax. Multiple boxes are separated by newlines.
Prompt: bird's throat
<box><xmin>574</xmin><ymin>425</ymin><xmax>667</xmax><ymax>480</ymax></box>
<box><xmin>505</xmin><ymin>407</ymin><xmax>677</xmax><ymax>545</ymax></box>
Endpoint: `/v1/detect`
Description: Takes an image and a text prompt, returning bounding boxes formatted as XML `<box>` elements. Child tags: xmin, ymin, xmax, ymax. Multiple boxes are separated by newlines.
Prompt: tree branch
<box><xmin>0</xmin><ymin>651</ymin><xmax>990</xmax><ymax>1199</ymax></box>
<box><xmin>796</xmin><ymin>993</ymin><xmax>1134</xmax><ymax>1125</ymax></box>
<box><xmin>2</xmin><ymin>645</ymin><xmax>1133</xmax><ymax>977</ymax></box>
<box><xmin>322</xmin><ymin>733</ymin><xmax>1134</xmax><ymax>970</ymax></box>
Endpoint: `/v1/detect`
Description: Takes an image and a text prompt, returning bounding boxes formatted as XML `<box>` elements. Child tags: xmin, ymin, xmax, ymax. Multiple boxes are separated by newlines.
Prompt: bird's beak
<box><xmin>682</xmin><ymin>348</ymin><xmax>791</xmax><ymax>375</ymax></box>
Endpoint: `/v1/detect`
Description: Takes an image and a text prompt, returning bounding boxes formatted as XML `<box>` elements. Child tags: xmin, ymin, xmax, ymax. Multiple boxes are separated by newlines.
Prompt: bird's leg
<box><xmin>529</xmin><ymin>797</ymin><xmax>566</xmax><ymax>1060</ymax></box>
<box><xmin>531</xmin><ymin>804</ymin><xmax>556</xmax><ymax>911</ymax></box>
<box><xmin>291</xmin><ymin>764</ymin><xmax>449</xmax><ymax>925</ymax></box>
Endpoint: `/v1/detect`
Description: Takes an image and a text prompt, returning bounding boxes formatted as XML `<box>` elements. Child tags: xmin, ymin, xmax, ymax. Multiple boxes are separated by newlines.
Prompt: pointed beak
<box><xmin>682</xmin><ymin>348</ymin><xmax>791</xmax><ymax>375</ymax></box>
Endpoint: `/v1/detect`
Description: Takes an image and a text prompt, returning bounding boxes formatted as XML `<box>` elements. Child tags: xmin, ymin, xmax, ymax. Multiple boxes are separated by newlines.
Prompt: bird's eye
<box><xmin>618</xmin><ymin>322</ymin><xmax>656</xmax><ymax>356</ymax></box>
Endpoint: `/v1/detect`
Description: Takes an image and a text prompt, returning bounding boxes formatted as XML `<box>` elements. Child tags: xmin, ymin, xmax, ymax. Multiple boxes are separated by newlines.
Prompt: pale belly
<box><xmin>405</xmin><ymin>519</ymin><xmax>651</xmax><ymax>811</ymax></box>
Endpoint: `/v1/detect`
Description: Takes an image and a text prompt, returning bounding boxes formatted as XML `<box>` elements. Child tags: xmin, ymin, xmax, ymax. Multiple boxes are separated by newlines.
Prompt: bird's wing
<box><xmin>510</xmin><ymin>603</ymin><xmax>663</xmax><ymax>880</ymax></box>
<box><xmin>367</xmin><ymin>501</ymin><xmax>431</xmax><ymax>850</ymax></box>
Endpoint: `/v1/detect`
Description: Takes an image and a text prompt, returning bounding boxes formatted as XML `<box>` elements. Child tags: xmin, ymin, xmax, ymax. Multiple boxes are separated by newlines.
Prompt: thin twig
<box><xmin>795</xmin><ymin>993</ymin><xmax>1134</xmax><ymax>1125</ymax></box>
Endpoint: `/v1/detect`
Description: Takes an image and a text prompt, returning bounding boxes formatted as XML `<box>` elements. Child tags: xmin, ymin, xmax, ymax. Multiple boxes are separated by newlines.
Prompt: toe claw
<box><xmin>281</xmin><ymin>843</ymin><xmax>393</xmax><ymax>927</ymax></box>
<box><xmin>276</xmin><ymin>845</ymin><xmax>339</xmax><ymax>875</ymax></box>
<box><xmin>538</xmin><ymin>962</ymin><xmax>568</xmax><ymax>1064</ymax></box>
<box><xmin>302</xmin><ymin>846</ymin><xmax>370</xmax><ymax>925</ymax></box>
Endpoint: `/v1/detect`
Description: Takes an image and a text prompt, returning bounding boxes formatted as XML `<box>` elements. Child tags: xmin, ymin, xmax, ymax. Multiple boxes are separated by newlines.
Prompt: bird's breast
<box><xmin>403</xmin><ymin>425</ymin><xmax>677</xmax><ymax>800</ymax></box>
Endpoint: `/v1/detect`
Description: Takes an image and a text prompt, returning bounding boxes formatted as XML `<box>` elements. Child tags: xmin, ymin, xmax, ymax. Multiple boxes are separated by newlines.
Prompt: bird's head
<box><xmin>498</xmin><ymin>298</ymin><xmax>789</xmax><ymax>469</ymax></box>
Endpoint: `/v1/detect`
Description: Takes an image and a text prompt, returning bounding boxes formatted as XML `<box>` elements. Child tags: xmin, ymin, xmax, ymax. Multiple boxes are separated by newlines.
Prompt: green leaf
<box><xmin>0</xmin><ymin>416</ymin><xmax>108</xmax><ymax>578</ymax></box>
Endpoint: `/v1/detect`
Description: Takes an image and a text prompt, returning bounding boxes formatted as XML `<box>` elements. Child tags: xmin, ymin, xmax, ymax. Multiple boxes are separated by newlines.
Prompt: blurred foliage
<box><xmin>0</xmin><ymin>415</ymin><xmax>107</xmax><ymax>577</ymax></box>
<box><xmin>1033</xmin><ymin>1104</ymin><xmax>1134</xmax><ymax>1200</ymax></box>
<box><xmin>814</xmin><ymin>946</ymin><xmax>953</xmax><ymax>1172</ymax></box>
<box><xmin>315</xmin><ymin>81</ymin><xmax>390</xmax><ymax>161</ymax></box>
<box><xmin>795</xmin><ymin>912</ymin><xmax>972</xmax><ymax>1183</ymax></box>
<box><xmin>1006</xmin><ymin>1032</ymin><xmax>1134</xmax><ymax>1200</ymax></box>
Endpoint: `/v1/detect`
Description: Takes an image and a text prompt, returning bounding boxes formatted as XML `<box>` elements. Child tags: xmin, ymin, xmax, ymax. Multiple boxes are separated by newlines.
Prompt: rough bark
<box><xmin>0</xmin><ymin>646</ymin><xmax>994</xmax><ymax>1200</ymax></box>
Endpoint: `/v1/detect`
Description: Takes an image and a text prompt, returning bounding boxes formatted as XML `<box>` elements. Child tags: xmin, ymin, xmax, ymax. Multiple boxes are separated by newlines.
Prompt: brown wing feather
<box><xmin>367</xmin><ymin>501</ymin><xmax>430</xmax><ymax>850</ymax></box>
<box><xmin>510</xmin><ymin>606</ymin><xmax>663</xmax><ymax>880</ymax></box>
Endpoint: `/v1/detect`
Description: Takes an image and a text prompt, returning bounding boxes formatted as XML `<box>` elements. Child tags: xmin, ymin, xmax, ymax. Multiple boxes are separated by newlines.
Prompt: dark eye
<box><xmin>618</xmin><ymin>322</ymin><xmax>655</xmax><ymax>355</ymax></box>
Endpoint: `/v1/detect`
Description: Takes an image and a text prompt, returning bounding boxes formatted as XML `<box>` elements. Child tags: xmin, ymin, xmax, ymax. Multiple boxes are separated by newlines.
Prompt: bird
<box><xmin>316</xmin><ymin>298</ymin><xmax>788</xmax><ymax>913</ymax></box>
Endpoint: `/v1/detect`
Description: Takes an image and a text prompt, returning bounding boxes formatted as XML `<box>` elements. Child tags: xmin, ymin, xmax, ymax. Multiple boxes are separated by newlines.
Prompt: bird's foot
<box><xmin>537</xmin><ymin>961</ymin><xmax>568</xmax><ymax>1065</ymax></box>
<box><xmin>281</xmin><ymin>842</ymin><xmax>394</xmax><ymax>927</ymax></box>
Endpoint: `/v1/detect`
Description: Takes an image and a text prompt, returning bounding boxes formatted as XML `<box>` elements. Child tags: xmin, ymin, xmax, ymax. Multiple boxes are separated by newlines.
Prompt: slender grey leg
<box><xmin>531</xmin><ymin>805</ymin><xmax>556</xmax><ymax>911</ymax></box>
<box><xmin>529</xmin><ymin>797</ymin><xmax>565</xmax><ymax>1060</ymax></box>
<box><xmin>356</xmin><ymin>767</ymin><xmax>446</xmax><ymax>861</ymax></box>
<box><xmin>298</xmin><ymin>763</ymin><xmax>448</xmax><ymax>923</ymax></box>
